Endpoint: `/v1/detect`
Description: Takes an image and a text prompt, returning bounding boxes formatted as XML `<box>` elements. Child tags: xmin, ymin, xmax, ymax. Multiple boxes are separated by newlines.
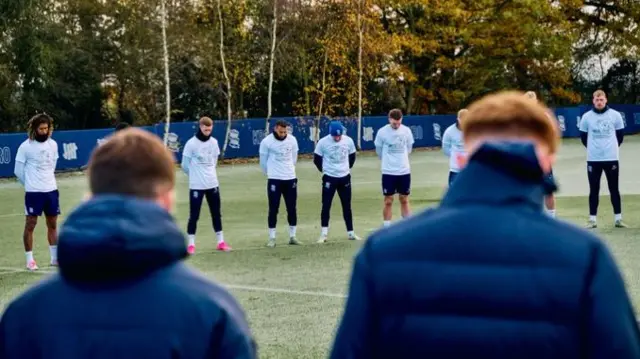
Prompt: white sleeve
<box><xmin>181</xmin><ymin>142</ymin><xmax>192</xmax><ymax>174</ymax></box>
<box><xmin>406</xmin><ymin>128</ymin><xmax>414</xmax><ymax>154</ymax></box>
<box><xmin>15</xmin><ymin>143</ymin><xmax>26</xmax><ymax>164</ymax></box>
<box><xmin>215</xmin><ymin>140</ymin><xmax>221</xmax><ymax>161</ymax></box>
<box><xmin>614</xmin><ymin>112</ymin><xmax>625</xmax><ymax>130</ymax></box>
<box><xmin>442</xmin><ymin>129</ymin><xmax>452</xmax><ymax>157</ymax></box>
<box><xmin>314</xmin><ymin>138</ymin><xmax>323</xmax><ymax>156</ymax></box>
<box><xmin>292</xmin><ymin>137</ymin><xmax>299</xmax><ymax>165</ymax></box>
<box><xmin>53</xmin><ymin>141</ymin><xmax>59</xmax><ymax>161</ymax></box>
<box><xmin>182</xmin><ymin>141</ymin><xmax>193</xmax><ymax>158</ymax></box>
<box><xmin>348</xmin><ymin>138</ymin><xmax>357</xmax><ymax>154</ymax></box>
<box><xmin>579</xmin><ymin>113</ymin><xmax>589</xmax><ymax>132</ymax></box>
<box><xmin>259</xmin><ymin>138</ymin><xmax>268</xmax><ymax>156</ymax></box>
<box><xmin>374</xmin><ymin>129</ymin><xmax>383</xmax><ymax>149</ymax></box>
<box><xmin>259</xmin><ymin>140</ymin><xmax>269</xmax><ymax>175</ymax></box>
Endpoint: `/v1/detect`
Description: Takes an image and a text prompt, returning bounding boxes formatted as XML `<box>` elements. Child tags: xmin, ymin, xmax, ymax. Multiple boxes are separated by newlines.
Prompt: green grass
<box><xmin>2</xmin><ymin>137</ymin><xmax>640</xmax><ymax>358</ymax></box>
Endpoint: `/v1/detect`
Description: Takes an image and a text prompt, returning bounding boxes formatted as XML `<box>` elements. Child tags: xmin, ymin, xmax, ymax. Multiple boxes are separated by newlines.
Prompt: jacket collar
<box><xmin>440</xmin><ymin>141</ymin><xmax>555</xmax><ymax>210</ymax></box>
<box><xmin>58</xmin><ymin>195</ymin><xmax>187</xmax><ymax>284</ymax></box>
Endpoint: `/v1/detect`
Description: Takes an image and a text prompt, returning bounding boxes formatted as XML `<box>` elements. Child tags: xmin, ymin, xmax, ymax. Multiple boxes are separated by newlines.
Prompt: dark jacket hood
<box><xmin>58</xmin><ymin>195</ymin><xmax>188</xmax><ymax>283</ymax></box>
<box><xmin>441</xmin><ymin>141</ymin><xmax>555</xmax><ymax>210</ymax></box>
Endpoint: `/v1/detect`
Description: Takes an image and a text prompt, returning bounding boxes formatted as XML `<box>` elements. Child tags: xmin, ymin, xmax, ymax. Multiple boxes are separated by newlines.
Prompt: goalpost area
<box><xmin>1</xmin><ymin>137</ymin><xmax>640</xmax><ymax>358</ymax></box>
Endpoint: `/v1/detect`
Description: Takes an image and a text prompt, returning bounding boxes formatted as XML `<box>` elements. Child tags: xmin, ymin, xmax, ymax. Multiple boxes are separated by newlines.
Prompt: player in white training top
<box><xmin>181</xmin><ymin>116</ymin><xmax>232</xmax><ymax>254</ymax></box>
<box><xmin>259</xmin><ymin>120</ymin><xmax>300</xmax><ymax>247</ymax></box>
<box><xmin>442</xmin><ymin>108</ymin><xmax>467</xmax><ymax>187</ymax></box>
<box><xmin>14</xmin><ymin>114</ymin><xmax>60</xmax><ymax>271</ymax></box>
<box><xmin>313</xmin><ymin>121</ymin><xmax>361</xmax><ymax>243</ymax></box>
<box><xmin>579</xmin><ymin>89</ymin><xmax>627</xmax><ymax>228</ymax></box>
<box><xmin>374</xmin><ymin>109</ymin><xmax>415</xmax><ymax>228</ymax></box>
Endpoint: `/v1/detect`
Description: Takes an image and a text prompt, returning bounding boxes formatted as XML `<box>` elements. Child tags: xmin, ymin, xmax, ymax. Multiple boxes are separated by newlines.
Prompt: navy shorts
<box><xmin>25</xmin><ymin>190</ymin><xmax>61</xmax><ymax>217</ymax></box>
<box><xmin>448</xmin><ymin>171</ymin><xmax>459</xmax><ymax>186</ymax></box>
<box><xmin>382</xmin><ymin>174</ymin><xmax>411</xmax><ymax>196</ymax></box>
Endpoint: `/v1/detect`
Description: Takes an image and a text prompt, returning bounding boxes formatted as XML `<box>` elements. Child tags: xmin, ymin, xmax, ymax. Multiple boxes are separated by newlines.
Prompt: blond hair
<box><xmin>593</xmin><ymin>89</ymin><xmax>607</xmax><ymax>98</ymax></box>
<box><xmin>461</xmin><ymin>91</ymin><xmax>560</xmax><ymax>154</ymax></box>
<box><xmin>199</xmin><ymin>116</ymin><xmax>213</xmax><ymax>126</ymax></box>
<box><xmin>457</xmin><ymin>108</ymin><xmax>468</xmax><ymax>120</ymax></box>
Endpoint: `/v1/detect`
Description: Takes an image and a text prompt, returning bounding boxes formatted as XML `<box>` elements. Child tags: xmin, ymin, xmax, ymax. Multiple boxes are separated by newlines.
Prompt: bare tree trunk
<box><xmin>357</xmin><ymin>0</ymin><xmax>364</xmax><ymax>150</ymax></box>
<box><xmin>315</xmin><ymin>50</ymin><xmax>328</xmax><ymax>146</ymax></box>
<box><xmin>265</xmin><ymin>0</ymin><xmax>278</xmax><ymax>134</ymax></box>
<box><xmin>160</xmin><ymin>0</ymin><xmax>171</xmax><ymax>146</ymax></box>
<box><xmin>406</xmin><ymin>60</ymin><xmax>416</xmax><ymax>114</ymax></box>
<box><xmin>217</xmin><ymin>0</ymin><xmax>233</xmax><ymax>157</ymax></box>
<box><xmin>303</xmin><ymin>56</ymin><xmax>310</xmax><ymax>116</ymax></box>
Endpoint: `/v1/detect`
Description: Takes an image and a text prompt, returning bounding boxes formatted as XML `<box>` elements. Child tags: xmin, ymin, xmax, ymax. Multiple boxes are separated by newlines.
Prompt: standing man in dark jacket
<box><xmin>330</xmin><ymin>91</ymin><xmax>640</xmax><ymax>359</ymax></box>
<box><xmin>0</xmin><ymin>128</ymin><xmax>257</xmax><ymax>359</ymax></box>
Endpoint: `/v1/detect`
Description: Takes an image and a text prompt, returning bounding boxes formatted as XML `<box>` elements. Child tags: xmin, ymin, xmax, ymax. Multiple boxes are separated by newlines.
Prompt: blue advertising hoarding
<box><xmin>0</xmin><ymin>105</ymin><xmax>638</xmax><ymax>178</ymax></box>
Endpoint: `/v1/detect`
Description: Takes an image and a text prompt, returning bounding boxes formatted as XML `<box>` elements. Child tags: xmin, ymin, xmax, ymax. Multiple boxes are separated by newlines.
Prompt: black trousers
<box><xmin>587</xmin><ymin>161</ymin><xmax>622</xmax><ymax>215</ymax></box>
<box><xmin>267</xmin><ymin>178</ymin><xmax>297</xmax><ymax>228</ymax></box>
<box><xmin>321</xmin><ymin>174</ymin><xmax>353</xmax><ymax>231</ymax></box>
<box><xmin>187</xmin><ymin>188</ymin><xmax>222</xmax><ymax>235</ymax></box>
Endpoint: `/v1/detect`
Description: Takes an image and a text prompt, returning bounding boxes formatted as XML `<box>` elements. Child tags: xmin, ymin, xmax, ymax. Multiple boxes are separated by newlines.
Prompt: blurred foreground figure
<box><xmin>330</xmin><ymin>91</ymin><xmax>640</xmax><ymax>359</ymax></box>
<box><xmin>0</xmin><ymin>128</ymin><xmax>257</xmax><ymax>359</ymax></box>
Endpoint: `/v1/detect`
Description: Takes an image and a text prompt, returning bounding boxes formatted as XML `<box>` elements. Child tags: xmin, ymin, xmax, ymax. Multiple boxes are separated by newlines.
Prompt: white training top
<box><xmin>259</xmin><ymin>133</ymin><xmax>299</xmax><ymax>180</ymax></box>
<box><xmin>314</xmin><ymin>134</ymin><xmax>357</xmax><ymax>178</ymax></box>
<box><xmin>442</xmin><ymin>124</ymin><xmax>465</xmax><ymax>173</ymax></box>
<box><xmin>374</xmin><ymin>124</ymin><xmax>414</xmax><ymax>175</ymax></box>
<box><xmin>183</xmin><ymin>136</ymin><xmax>220</xmax><ymax>190</ymax></box>
<box><xmin>579</xmin><ymin>108</ymin><xmax>625</xmax><ymax>162</ymax></box>
<box><xmin>15</xmin><ymin>138</ymin><xmax>59</xmax><ymax>193</ymax></box>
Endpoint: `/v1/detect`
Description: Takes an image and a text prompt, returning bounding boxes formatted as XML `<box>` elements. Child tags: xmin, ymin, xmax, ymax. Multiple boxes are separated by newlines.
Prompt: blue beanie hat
<box><xmin>329</xmin><ymin>121</ymin><xmax>344</xmax><ymax>136</ymax></box>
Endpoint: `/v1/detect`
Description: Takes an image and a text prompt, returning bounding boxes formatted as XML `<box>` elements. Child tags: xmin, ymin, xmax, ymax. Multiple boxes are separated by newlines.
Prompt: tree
<box><xmin>378</xmin><ymin>0</ymin><xmax>579</xmax><ymax>113</ymax></box>
<box><xmin>216</xmin><ymin>0</ymin><xmax>233</xmax><ymax>156</ymax></box>
<box><xmin>265</xmin><ymin>0</ymin><xmax>280</xmax><ymax>133</ymax></box>
<box><xmin>357</xmin><ymin>0</ymin><xmax>364</xmax><ymax>149</ymax></box>
<box><xmin>161</xmin><ymin>0</ymin><xmax>171</xmax><ymax>145</ymax></box>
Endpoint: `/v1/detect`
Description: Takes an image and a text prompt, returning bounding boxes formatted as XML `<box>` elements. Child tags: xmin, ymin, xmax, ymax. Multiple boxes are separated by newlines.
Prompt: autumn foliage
<box><xmin>0</xmin><ymin>0</ymin><xmax>638</xmax><ymax>130</ymax></box>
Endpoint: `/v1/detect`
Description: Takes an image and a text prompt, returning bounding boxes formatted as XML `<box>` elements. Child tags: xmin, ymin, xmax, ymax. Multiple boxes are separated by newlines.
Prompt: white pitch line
<box><xmin>222</xmin><ymin>283</ymin><xmax>346</xmax><ymax>298</ymax></box>
<box><xmin>0</xmin><ymin>266</ymin><xmax>56</xmax><ymax>274</ymax></box>
<box><xmin>0</xmin><ymin>267</ymin><xmax>347</xmax><ymax>299</ymax></box>
<box><xmin>0</xmin><ymin>268</ymin><xmax>21</xmax><ymax>277</ymax></box>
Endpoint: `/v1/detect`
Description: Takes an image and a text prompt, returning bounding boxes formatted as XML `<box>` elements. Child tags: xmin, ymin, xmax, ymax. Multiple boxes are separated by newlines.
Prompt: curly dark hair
<box><xmin>27</xmin><ymin>113</ymin><xmax>54</xmax><ymax>141</ymax></box>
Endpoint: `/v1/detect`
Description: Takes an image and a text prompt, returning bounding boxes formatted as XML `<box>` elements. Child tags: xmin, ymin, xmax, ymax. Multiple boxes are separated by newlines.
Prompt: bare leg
<box><xmin>545</xmin><ymin>195</ymin><xmax>556</xmax><ymax>211</ymax></box>
<box><xmin>45</xmin><ymin>215</ymin><xmax>58</xmax><ymax>246</ymax></box>
<box><xmin>383</xmin><ymin>196</ymin><xmax>394</xmax><ymax>221</ymax></box>
<box><xmin>399</xmin><ymin>195</ymin><xmax>411</xmax><ymax>218</ymax></box>
<box><xmin>23</xmin><ymin>216</ymin><xmax>38</xmax><ymax>251</ymax></box>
